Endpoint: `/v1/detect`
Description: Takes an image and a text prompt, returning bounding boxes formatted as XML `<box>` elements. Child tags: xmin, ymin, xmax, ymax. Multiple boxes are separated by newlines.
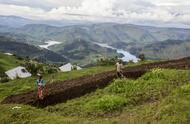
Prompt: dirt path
<box><xmin>1</xmin><ymin>57</ymin><xmax>190</xmax><ymax>107</ymax></box>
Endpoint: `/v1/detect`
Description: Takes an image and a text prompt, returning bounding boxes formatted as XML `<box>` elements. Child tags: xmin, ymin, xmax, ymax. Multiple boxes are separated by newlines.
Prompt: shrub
<box><xmin>141</xmin><ymin>68</ymin><xmax>166</xmax><ymax>80</ymax></box>
<box><xmin>47</xmin><ymin>67</ymin><xmax>58</xmax><ymax>74</ymax></box>
<box><xmin>0</xmin><ymin>77</ymin><xmax>10</xmax><ymax>83</ymax></box>
<box><xmin>85</xmin><ymin>95</ymin><xmax>126</xmax><ymax>112</ymax></box>
<box><xmin>96</xmin><ymin>57</ymin><xmax>118</xmax><ymax>66</ymax></box>
<box><xmin>106</xmin><ymin>79</ymin><xmax>134</xmax><ymax>94</ymax></box>
<box><xmin>23</xmin><ymin>62</ymin><xmax>44</xmax><ymax>75</ymax></box>
<box><xmin>138</xmin><ymin>53</ymin><xmax>145</xmax><ymax>61</ymax></box>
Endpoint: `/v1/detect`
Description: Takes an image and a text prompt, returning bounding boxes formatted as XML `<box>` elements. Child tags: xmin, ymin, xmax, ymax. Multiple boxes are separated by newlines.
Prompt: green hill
<box><xmin>52</xmin><ymin>39</ymin><xmax>117</xmax><ymax>64</ymax></box>
<box><xmin>129</xmin><ymin>39</ymin><xmax>190</xmax><ymax>60</ymax></box>
<box><xmin>0</xmin><ymin>52</ymin><xmax>21</xmax><ymax>76</ymax></box>
<box><xmin>0</xmin><ymin>35</ymin><xmax>68</xmax><ymax>64</ymax></box>
<box><xmin>1</xmin><ymin>23</ymin><xmax>190</xmax><ymax>61</ymax></box>
<box><xmin>0</xmin><ymin>63</ymin><xmax>190</xmax><ymax>124</ymax></box>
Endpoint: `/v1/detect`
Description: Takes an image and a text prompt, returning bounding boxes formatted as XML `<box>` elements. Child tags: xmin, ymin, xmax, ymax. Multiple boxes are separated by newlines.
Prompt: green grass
<box><xmin>0</xmin><ymin>66</ymin><xmax>115</xmax><ymax>100</ymax></box>
<box><xmin>0</xmin><ymin>66</ymin><xmax>190</xmax><ymax>124</ymax></box>
<box><xmin>46</xmin><ymin>69</ymin><xmax>190</xmax><ymax>116</ymax></box>
<box><xmin>156</xmin><ymin>83</ymin><xmax>190</xmax><ymax>124</ymax></box>
<box><xmin>0</xmin><ymin>53</ymin><xmax>22</xmax><ymax>74</ymax></box>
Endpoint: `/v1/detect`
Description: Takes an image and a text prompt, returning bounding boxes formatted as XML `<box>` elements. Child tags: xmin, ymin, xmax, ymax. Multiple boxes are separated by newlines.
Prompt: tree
<box><xmin>138</xmin><ymin>53</ymin><xmax>145</xmax><ymax>61</ymax></box>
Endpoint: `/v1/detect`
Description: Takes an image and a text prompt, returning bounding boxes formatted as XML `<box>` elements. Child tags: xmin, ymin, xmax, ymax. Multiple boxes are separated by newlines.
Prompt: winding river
<box><xmin>39</xmin><ymin>41</ymin><xmax>61</xmax><ymax>49</ymax></box>
<box><xmin>39</xmin><ymin>41</ymin><xmax>139</xmax><ymax>63</ymax></box>
<box><xmin>94</xmin><ymin>42</ymin><xmax>139</xmax><ymax>63</ymax></box>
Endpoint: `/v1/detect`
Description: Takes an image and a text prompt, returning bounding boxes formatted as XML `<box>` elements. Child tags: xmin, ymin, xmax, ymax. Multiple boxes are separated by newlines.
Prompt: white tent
<box><xmin>59</xmin><ymin>63</ymin><xmax>73</xmax><ymax>72</ymax></box>
<box><xmin>5</xmin><ymin>66</ymin><xmax>32</xmax><ymax>80</ymax></box>
<box><xmin>4</xmin><ymin>53</ymin><xmax>13</xmax><ymax>56</ymax></box>
<box><xmin>76</xmin><ymin>66</ymin><xmax>82</xmax><ymax>70</ymax></box>
<box><xmin>59</xmin><ymin>63</ymin><xmax>82</xmax><ymax>72</ymax></box>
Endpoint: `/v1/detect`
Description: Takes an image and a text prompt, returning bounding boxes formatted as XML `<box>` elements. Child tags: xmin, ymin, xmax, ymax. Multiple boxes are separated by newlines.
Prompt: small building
<box><xmin>59</xmin><ymin>63</ymin><xmax>82</xmax><ymax>72</ymax></box>
<box><xmin>5</xmin><ymin>66</ymin><xmax>32</xmax><ymax>80</ymax></box>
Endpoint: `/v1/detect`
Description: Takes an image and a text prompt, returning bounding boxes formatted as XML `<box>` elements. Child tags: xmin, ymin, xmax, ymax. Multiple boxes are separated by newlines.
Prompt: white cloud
<box><xmin>145</xmin><ymin>0</ymin><xmax>190</xmax><ymax>6</ymax></box>
<box><xmin>0</xmin><ymin>4</ymin><xmax>47</xmax><ymax>19</ymax></box>
<box><xmin>0</xmin><ymin>0</ymin><xmax>190</xmax><ymax>27</ymax></box>
<box><xmin>0</xmin><ymin>0</ymin><xmax>83</xmax><ymax>9</ymax></box>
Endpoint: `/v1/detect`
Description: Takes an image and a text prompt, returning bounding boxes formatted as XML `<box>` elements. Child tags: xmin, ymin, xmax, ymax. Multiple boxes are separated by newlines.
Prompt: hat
<box><xmin>37</xmin><ymin>73</ymin><xmax>41</xmax><ymax>76</ymax></box>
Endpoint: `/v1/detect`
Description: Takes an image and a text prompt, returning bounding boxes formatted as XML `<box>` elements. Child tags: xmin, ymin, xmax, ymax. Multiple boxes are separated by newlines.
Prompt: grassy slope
<box><xmin>0</xmin><ymin>53</ymin><xmax>22</xmax><ymax>74</ymax></box>
<box><xmin>0</xmin><ymin>66</ymin><xmax>190</xmax><ymax>124</ymax></box>
<box><xmin>0</xmin><ymin>66</ymin><xmax>115</xmax><ymax>100</ymax></box>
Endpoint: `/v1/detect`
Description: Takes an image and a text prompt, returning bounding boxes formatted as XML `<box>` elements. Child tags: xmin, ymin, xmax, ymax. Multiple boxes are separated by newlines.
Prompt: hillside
<box><xmin>0</xmin><ymin>58</ymin><xmax>190</xmax><ymax>124</ymax></box>
<box><xmin>1</xmin><ymin>23</ymin><xmax>190</xmax><ymax>45</ymax></box>
<box><xmin>0</xmin><ymin>36</ymin><xmax>68</xmax><ymax>64</ymax></box>
<box><xmin>129</xmin><ymin>39</ymin><xmax>190</xmax><ymax>60</ymax></box>
<box><xmin>0</xmin><ymin>15</ymin><xmax>89</xmax><ymax>27</ymax></box>
<box><xmin>0</xmin><ymin>52</ymin><xmax>21</xmax><ymax>76</ymax></box>
<box><xmin>52</xmin><ymin>39</ymin><xmax>117</xmax><ymax>64</ymax></box>
<box><xmin>0</xmin><ymin>23</ymin><xmax>190</xmax><ymax>60</ymax></box>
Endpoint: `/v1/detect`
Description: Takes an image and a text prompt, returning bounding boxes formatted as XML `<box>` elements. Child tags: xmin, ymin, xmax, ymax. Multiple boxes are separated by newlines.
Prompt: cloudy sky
<box><xmin>0</xmin><ymin>0</ymin><xmax>190</xmax><ymax>27</ymax></box>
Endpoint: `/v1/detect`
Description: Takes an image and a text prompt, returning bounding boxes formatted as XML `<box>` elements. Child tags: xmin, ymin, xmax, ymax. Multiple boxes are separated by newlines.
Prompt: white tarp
<box><xmin>59</xmin><ymin>63</ymin><xmax>82</xmax><ymax>72</ymax></box>
<box><xmin>76</xmin><ymin>66</ymin><xmax>82</xmax><ymax>70</ymax></box>
<box><xmin>4</xmin><ymin>53</ymin><xmax>13</xmax><ymax>56</ymax></box>
<box><xmin>5</xmin><ymin>66</ymin><xmax>31</xmax><ymax>80</ymax></box>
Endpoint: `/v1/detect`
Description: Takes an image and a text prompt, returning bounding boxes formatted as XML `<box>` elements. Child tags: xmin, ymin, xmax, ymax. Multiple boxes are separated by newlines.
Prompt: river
<box><xmin>94</xmin><ymin>42</ymin><xmax>139</xmax><ymax>63</ymax></box>
<box><xmin>39</xmin><ymin>41</ymin><xmax>61</xmax><ymax>49</ymax></box>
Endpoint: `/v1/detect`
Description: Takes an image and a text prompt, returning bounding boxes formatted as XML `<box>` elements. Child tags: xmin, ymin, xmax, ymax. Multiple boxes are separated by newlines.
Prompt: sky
<box><xmin>0</xmin><ymin>0</ymin><xmax>190</xmax><ymax>27</ymax></box>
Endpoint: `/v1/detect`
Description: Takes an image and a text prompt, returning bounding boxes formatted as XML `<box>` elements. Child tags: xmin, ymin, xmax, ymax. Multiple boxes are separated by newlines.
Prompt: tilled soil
<box><xmin>1</xmin><ymin>57</ymin><xmax>190</xmax><ymax>107</ymax></box>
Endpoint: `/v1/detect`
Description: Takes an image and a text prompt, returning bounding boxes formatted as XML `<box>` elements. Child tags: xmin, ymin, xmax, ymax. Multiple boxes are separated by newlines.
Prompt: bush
<box><xmin>138</xmin><ymin>53</ymin><xmax>145</xmax><ymax>61</ymax></box>
<box><xmin>85</xmin><ymin>95</ymin><xmax>126</xmax><ymax>112</ymax></box>
<box><xmin>23</xmin><ymin>62</ymin><xmax>44</xmax><ymax>75</ymax></box>
<box><xmin>96</xmin><ymin>57</ymin><xmax>118</xmax><ymax>66</ymax></box>
<box><xmin>47</xmin><ymin>67</ymin><xmax>58</xmax><ymax>74</ymax></box>
<box><xmin>141</xmin><ymin>68</ymin><xmax>167</xmax><ymax>80</ymax></box>
<box><xmin>106</xmin><ymin>79</ymin><xmax>134</xmax><ymax>94</ymax></box>
<box><xmin>0</xmin><ymin>77</ymin><xmax>10</xmax><ymax>83</ymax></box>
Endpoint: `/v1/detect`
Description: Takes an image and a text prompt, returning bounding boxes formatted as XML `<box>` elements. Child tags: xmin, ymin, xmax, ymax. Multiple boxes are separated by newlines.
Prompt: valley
<box><xmin>0</xmin><ymin>56</ymin><xmax>190</xmax><ymax>124</ymax></box>
<box><xmin>0</xmin><ymin>1</ymin><xmax>190</xmax><ymax>123</ymax></box>
<box><xmin>0</xmin><ymin>16</ymin><xmax>190</xmax><ymax>64</ymax></box>
<box><xmin>0</xmin><ymin>18</ymin><xmax>190</xmax><ymax>123</ymax></box>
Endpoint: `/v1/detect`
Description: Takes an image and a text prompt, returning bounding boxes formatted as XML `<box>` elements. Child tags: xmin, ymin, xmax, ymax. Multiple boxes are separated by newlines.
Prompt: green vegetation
<box><xmin>0</xmin><ymin>53</ymin><xmax>20</xmax><ymax>70</ymax></box>
<box><xmin>156</xmin><ymin>84</ymin><xmax>190</xmax><ymax>123</ymax></box>
<box><xmin>0</xmin><ymin>36</ymin><xmax>67</xmax><ymax>64</ymax></box>
<box><xmin>47</xmin><ymin>69</ymin><xmax>190</xmax><ymax>116</ymax></box>
<box><xmin>131</xmin><ymin>39</ymin><xmax>190</xmax><ymax>60</ymax></box>
<box><xmin>85</xmin><ymin>95</ymin><xmax>126</xmax><ymax>112</ymax></box>
<box><xmin>0</xmin><ymin>53</ymin><xmax>21</xmax><ymax>75</ymax></box>
<box><xmin>0</xmin><ymin>66</ymin><xmax>190</xmax><ymax>124</ymax></box>
<box><xmin>0</xmin><ymin>66</ymin><xmax>114</xmax><ymax>100</ymax></box>
<box><xmin>53</xmin><ymin>39</ymin><xmax>117</xmax><ymax>65</ymax></box>
<box><xmin>1</xmin><ymin>23</ymin><xmax>190</xmax><ymax>61</ymax></box>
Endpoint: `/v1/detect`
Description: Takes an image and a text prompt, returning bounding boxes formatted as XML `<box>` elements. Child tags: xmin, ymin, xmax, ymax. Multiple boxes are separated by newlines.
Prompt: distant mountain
<box><xmin>1</xmin><ymin>23</ymin><xmax>190</xmax><ymax>45</ymax></box>
<box><xmin>0</xmin><ymin>15</ymin><xmax>92</xmax><ymax>28</ymax></box>
<box><xmin>0</xmin><ymin>16</ymin><xmax>34</xmax><ymax>27</ymax></box>
<box><xmin>0</xmin><ymin>22</ymin><xmax>190</xmax><ymax>60</ymax></box>
<box><xmin>51</xmin><ymin>39</ymin><xmax>117</xmax><ymax>64</ymax></box>
<box><xmin>129</xmin><ymin>39</ymin><xmax>190</xmax><ymax>60</ymax></box>
<box><xmin>0</xmin><ymin>36</ymin><xmax>68</xmax><ymax>64</ymax></box>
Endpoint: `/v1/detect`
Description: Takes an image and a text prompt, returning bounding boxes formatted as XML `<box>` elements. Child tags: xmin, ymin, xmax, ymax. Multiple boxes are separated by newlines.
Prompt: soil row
<box><xmin>1</xmin><ymin>57</ymin><xmax>190</xmax><ymax>107</ymax></box>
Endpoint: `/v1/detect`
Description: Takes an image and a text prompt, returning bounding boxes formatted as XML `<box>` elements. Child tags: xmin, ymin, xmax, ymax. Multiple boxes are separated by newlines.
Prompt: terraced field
<box><xmin>2</xmin><ymin>57</ymin><xmax>190</xmax><ymax>107</ymax></box>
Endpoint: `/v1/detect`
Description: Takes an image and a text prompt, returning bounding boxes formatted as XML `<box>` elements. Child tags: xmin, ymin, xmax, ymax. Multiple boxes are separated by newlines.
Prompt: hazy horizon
<box><xmin>0</xmin><ymin>0</ymin><xmax>190</xmax><ymax>28</ymax></box>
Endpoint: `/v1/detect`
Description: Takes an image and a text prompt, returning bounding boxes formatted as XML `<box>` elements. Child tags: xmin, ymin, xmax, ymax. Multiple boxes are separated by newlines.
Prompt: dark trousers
<box><xmin>117</xmin><ymin>71</ymin><xmax>123</xmax><ymax>78</ymax></box>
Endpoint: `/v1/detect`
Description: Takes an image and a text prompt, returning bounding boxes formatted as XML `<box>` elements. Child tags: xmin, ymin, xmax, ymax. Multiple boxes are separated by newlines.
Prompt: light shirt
<box><xmin>116</xmin><ymin>62</ymin><xmax>123</xmax><ymax>72</ymax></box>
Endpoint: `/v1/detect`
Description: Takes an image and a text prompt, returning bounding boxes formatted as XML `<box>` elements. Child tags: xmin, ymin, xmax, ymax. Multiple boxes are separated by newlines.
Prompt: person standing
<box><xmin>116</xmin><ymin>60</ymin><xmax>124</xmax><ymax>78</ymax></box>
<box><xmin>36</xmin><ymin>74</ymin><xmax>44</xmax><ymax>100</ymax></box>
